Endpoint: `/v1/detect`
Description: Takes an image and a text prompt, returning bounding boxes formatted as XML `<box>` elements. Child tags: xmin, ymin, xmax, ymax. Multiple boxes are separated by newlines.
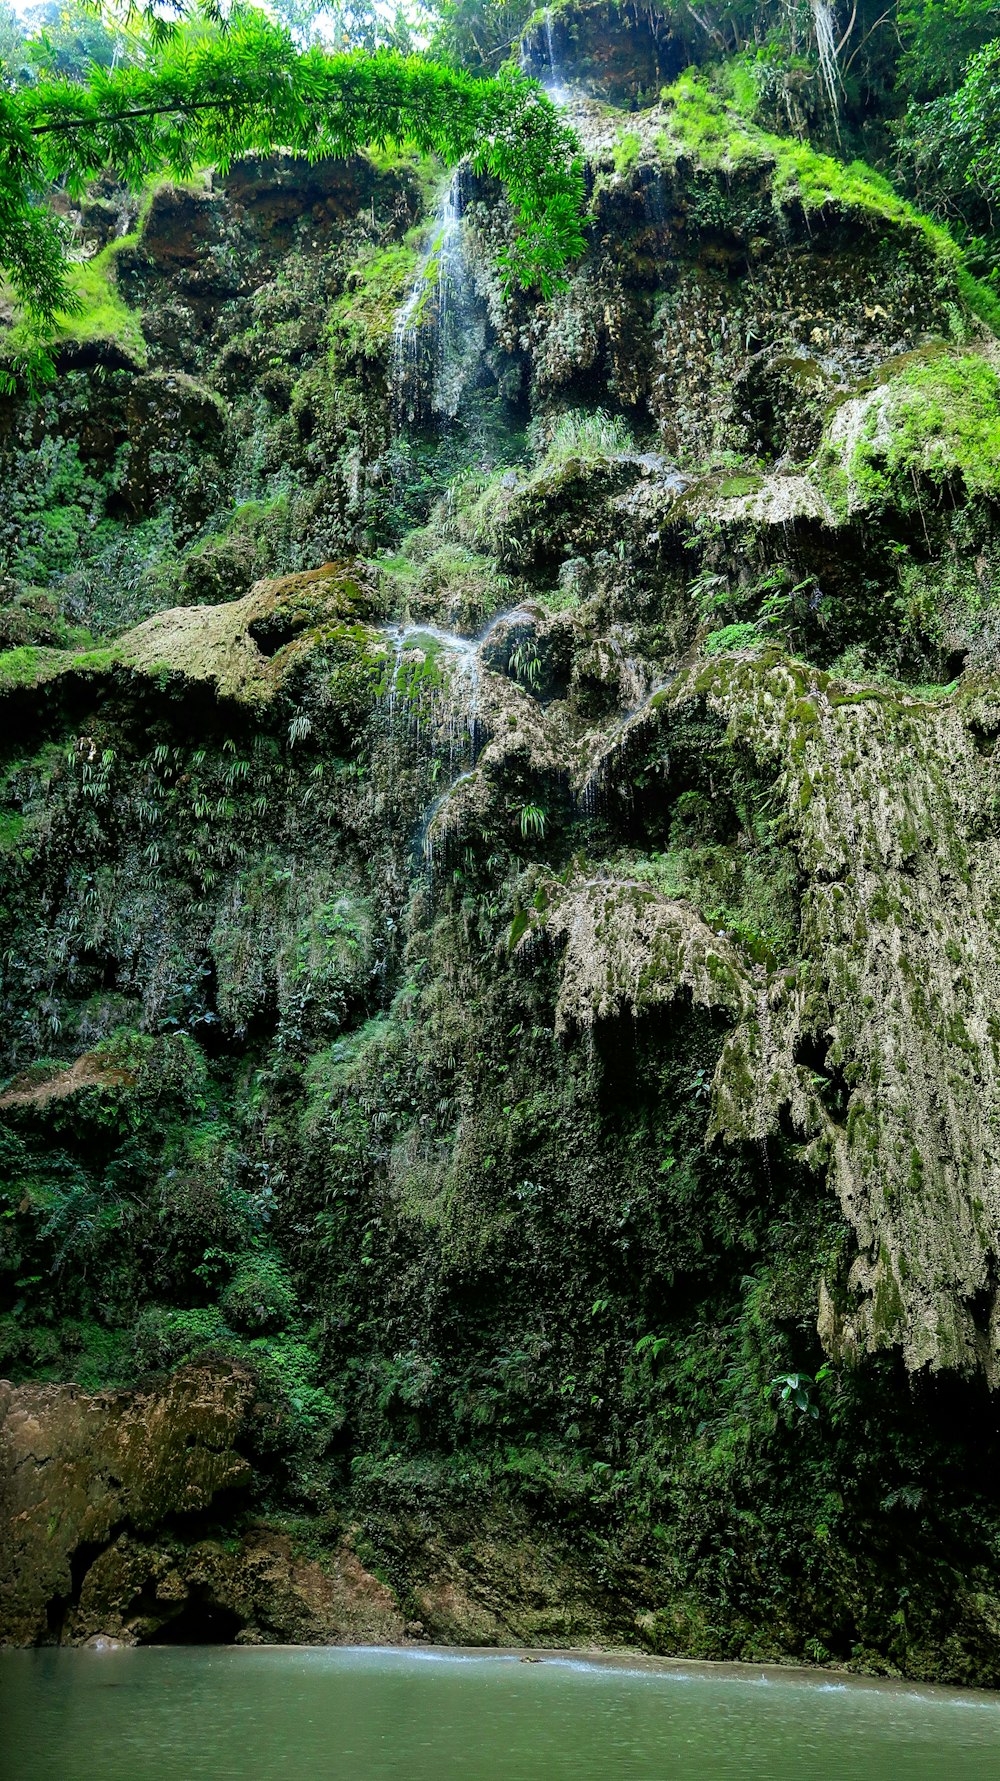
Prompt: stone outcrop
<box><xmin>0</xmin><ymin>1364</ymin><xmax>253</xmax><ymax>1642</ymax></box>
<box><xmin>520</xmin><ymin>1</ymin><xmax>708</xmax><ymax>106</ymax></box>
<box><xmin>569</xmin><ymin>655</ymin><xmax>1000</xmax><ymax>1377</ymax></box>
<box><xmin>0</xmin><ymin>1365</ymin><xmax>407</xmax><ymax>1645</ymax></box>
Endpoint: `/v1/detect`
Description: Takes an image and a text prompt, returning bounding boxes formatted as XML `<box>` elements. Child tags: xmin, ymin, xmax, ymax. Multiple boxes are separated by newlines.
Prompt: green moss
<box><xmin>612</xmin><ymin>129</ymin><xmax>643</xmax><ymax>177</ymax></box>
<box><xmin>660</xmin><ymin>74</ymin><xmax>893</xmax><ymax>215</ymax></box>
<box><xmin>658</xmin><ymin>73</ymin><xmax>997</xmax><ymax>333</ymax></box>
<box><xmin>657</xmin><ymin>76</ymin><xmax>762</xmax><ymax>169</ymax></box>
<box><xmin>362</xmin><ymin>146</ymin><xmax>442</xmax><ymax>210</ymax></box>
<box><xmin>5</xmin><ymin>241</ymin><xmax>148</xmax><ymax>367</ymax></box>
<box><xmin>0</xmin><ymin>645</ymin><xmax>69</xmax><ymax>691</ymax></box>
<box><xmin>69</xmin><ymin>647</ymin><xmax>116</xmax><ymax>675</ymax></box>
<box><xmin>221</xmin><ymin>1250</ymin><xmax>298</xmax><ymax>1334</ymax></box>
<box><xmin>819</xmin><ymin>353</ymin><xmax>1000</xmax><ymax>516</ymax></box>
<box><xmin>716</xmin><ymin>474</ymin><xmax>762</xmax><ymax>498</ymax></box>
<box><xmin>955</xmin><ymin>266</ymin><xmax>1000</xmax><ymax>336</ymax></box>
<box><xmin>327</xmin><ymin>239</ymin><xmax>423</xmax><ymax>365</ymax></box>
<box><xmin>703</xmin><ymin>623</ymin><xmax>763</xmax><ymax>655</ymax></box>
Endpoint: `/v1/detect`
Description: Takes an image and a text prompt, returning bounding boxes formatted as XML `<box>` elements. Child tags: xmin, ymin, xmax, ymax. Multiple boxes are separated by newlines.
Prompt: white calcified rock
<box><xmin>519</xmin><ymin>874</ymin><xmax>753</xmax><ymax>1035</ymax></box>
<box><xmin>694</xmin><ymin>656</ymin><xmax>1000</xmax><ymax>1378</ymax></box>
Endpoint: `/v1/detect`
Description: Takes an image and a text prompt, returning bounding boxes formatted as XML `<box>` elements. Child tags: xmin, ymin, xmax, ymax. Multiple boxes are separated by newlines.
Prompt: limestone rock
<box><xmin>0</xmin><ymin>1365</ymin><xmax>407</xmax><ymax>1647</ymax></box>
<box><xmin>0</xmin><ymin>1363</ymin><xmax>255</xmax><ymax>1644</ymax></box>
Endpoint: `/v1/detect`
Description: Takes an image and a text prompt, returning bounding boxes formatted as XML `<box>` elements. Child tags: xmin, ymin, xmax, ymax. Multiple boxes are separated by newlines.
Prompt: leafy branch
<box><xmin>0</xmin><ymin>10</ymin><xmax>585</xmax><ymax>386</ymax></box>
<box><xmin>768</xmin><ymin>1365</ymin><xmax>834</xmax><ymax>1421</ymax></box>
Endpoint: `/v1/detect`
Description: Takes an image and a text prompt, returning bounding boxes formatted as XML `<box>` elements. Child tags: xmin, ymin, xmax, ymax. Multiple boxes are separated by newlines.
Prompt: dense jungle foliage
<box><xmin>3</xmin><ymin>0</ymin><xmax>1000</xmax><ymax>1681</ymax></box>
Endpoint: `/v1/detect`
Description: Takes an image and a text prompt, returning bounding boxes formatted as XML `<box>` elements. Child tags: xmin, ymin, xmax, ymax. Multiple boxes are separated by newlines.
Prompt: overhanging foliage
<box><xmin>0</xmin><ymin>11</ymin><xmax>585</xmax><ymax>384</ymax></box>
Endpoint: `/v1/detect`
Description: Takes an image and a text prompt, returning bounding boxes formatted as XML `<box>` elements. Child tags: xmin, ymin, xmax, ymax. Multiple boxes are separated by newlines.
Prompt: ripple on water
<box><xmin>3</xmin><ymin>1646</ymin><xmax>1000</xmax><ymax>1781</ymax></box>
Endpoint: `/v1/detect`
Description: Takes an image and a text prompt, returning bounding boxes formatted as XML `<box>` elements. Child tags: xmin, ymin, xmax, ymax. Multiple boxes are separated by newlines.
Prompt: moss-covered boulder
<box><xmin>816</xmin><ymin>349</ymin><xmax>1000</xmax><ymax>520</ymax></box>
<box><xmin>0</xmin><ymin>1364</ymin><xmax>409</xmax><ymax>1646</ymax></box>
<box><xmin>0</xmin><ymin>562</ymin><xmax>379</xmax><ymax>705</ymax></box>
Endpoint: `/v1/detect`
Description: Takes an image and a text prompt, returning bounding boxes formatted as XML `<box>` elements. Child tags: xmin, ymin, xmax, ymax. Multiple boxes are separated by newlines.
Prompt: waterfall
<box><xmin>381</xmin><ymin>621</ymin><xmax>482</xmax><ymax>760</ymax></box>
<box><xmin>575</xmin><ymin>672</ymin><xmax>676</xmax><ymax>817</ymax></box>
<box><xmin>519</xmin><ymin>9</ymin><xmax>570</xmax><ymax>102</ymax></box>
<box><xmin>378</xmin><ymin>608</ymin><xmax>535</xmax><ymax>867</ymax></box>
<box><xmin>812</xmin><ymin>0</ymin><xmax>842</xmax><ymax>131</ymax></box>
<box><xmin>543</xmin><ymin>9</ymin><xmax>570</xmax><ymax>103</ymax></box>
<box><xmin>541</xmin><ymin>10</ymin><xmax>566</xmax><ymax>101</ymax></box>
<box><xmin>390</xmin><ymin>169</ymin><xmax>478</xmax><ymax>432</ymax></box>
<box><xmin>380</xmin><ymin>609</ymin><xmax>532</xmax><ymax>745</ymax></box>
<box><xmin>419</xmin><ymin>770</ymin><xmax>478</xmax><ymax>869</ymax></box>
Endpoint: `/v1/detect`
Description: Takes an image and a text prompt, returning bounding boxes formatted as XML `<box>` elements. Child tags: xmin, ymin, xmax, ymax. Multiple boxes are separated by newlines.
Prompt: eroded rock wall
<box><xmin>4</xmin><ymin>12</ymin><xmax>1000</xmax><ymax>1682</ymax></box>
<box><xmin>0</xmin><ymin>1364</ymin><xmax>410</xmax><ymax>1646</ymax></box>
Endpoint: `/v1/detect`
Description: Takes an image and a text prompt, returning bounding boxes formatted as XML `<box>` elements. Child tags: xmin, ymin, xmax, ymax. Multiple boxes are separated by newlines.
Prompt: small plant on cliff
<box><xmin>519</xmin><ymin>802</ymin><xmax>546</xmax><ymax>838</ymax></box>
<box><xmin>768</xmin><ymin>1365</ymin><xmax>833</xmax><ymax>1421</ymax></box>
<box><xmin>508</xmin><ymin>639</ymin><xmax>542</xmax><ymax>690</ymax></box>
<box><xmin>538</xmin><ymin>408</ymin><xmax>632</xmax><ymax>469</ymax></box>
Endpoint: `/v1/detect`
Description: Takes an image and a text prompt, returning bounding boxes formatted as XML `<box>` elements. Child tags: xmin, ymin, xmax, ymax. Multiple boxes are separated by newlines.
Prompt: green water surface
<box><xmin>1</xmin><ymin>1647</ymin><xmax>998</xmax><ymax>1781</ymax></box>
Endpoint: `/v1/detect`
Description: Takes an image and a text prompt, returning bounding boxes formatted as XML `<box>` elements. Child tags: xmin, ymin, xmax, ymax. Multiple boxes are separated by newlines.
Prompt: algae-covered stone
<box><xmin>815</xmin><ymin>349</ymin><xmax>1000</xmax><ymax>519</ymax></box>
<box><xmin>0</xmin><ymin>564</ymin><xmax>381</xmax><ymax>709</ymax></box>
<box><xmin>664</xmin><ymin>655</ymin><xmax>1000</xmax><ymax>1377</ymax></box>
<box><xmin>523</xmin><ymin>873</ymin><xmax>753</xmax><ymax>1032</ymax></box>
<box><xmin>113</xmin><ymin>563</ymin><xmax>377</xmax><ymax>703</ymax></box>
<box><xmin>0</xmin><ymin>1365</ymin><xmax>409</xmax><ymax>1645</ymax></box>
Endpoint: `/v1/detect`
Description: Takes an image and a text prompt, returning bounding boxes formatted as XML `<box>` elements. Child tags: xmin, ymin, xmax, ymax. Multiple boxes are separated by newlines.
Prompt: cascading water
<box><xmin>575</xmin><ymin>672</ymin><xmax>676</xmax><ymax>818</ymax></box>
<box><xmin>378</xmin><ymin>609</ymin><xmax>535</xmax><ymax>865</ymax></box>
<box><xmin>812</xmin><ymin>0</ymin><xmax>842</xmax><ymax>132</ymax></box>
<box><xmin>542</xmin><ymin>9</ymin><xmax>570</xmax><ymax>103</ymax></box>
<box><xmin>383</xmin><ymin>156</ymin><xmax>540</xmax><ymax>871</ymax></box>
<box><xmin>419</xmin><ymin>771</ymin><xmax>478</xmax><ymax>869</ymax></box>
<box><xmin>390</xmin><ymin>170</ymin><xmax>479</xmax><ymax>432</ymax></box>
<box><xmin>380</xmin><ymin>609</ymin><xmax>533</xmax><ymax>747</ymax></box>
<box><xmin>381</xmin><ymin>622</ymin><xmax>482</xmax><ymax>765</ymax></box>
<box><xmin>519</xmin><ymin>8</ymin><xmax>570</xmax><ymax>103</ymax></box>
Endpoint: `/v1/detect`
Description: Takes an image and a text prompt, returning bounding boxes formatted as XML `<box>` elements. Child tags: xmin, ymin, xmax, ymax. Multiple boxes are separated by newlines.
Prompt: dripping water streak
<box><xmin>379</xmin><ymin>609</ymin><xmax>534</xmax><ymax>871</ymax></box>
<box><xmin>544</xmin><ymin>9</ymin><xmax>571</xmax><ymax>102</ymax></box>
<box><xmin>812</xmin><ymin>0</ymin><xmax>842</xmax><ymax>133</ymax></box>
<box><xmin>390</xmin><ymin>171</ymin><xmax>472</xmax><ymax>433</ymax></box>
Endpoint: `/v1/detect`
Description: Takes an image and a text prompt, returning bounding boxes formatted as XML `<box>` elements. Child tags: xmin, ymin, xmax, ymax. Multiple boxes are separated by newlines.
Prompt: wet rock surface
<box><xmin>0</xmin><ymin>1366</ymin><xmax>411</xmax><ymax>1646</ymax></box>
<box><xmin>4</xmin><ymin>18</ymin><xmax>1000</xmax><ymax>1685</ymax></box>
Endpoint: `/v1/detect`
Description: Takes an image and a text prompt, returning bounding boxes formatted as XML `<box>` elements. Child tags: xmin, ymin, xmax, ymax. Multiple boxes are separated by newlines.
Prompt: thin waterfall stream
<box><xmin>378</xmin><ymin>609</ymin><xmax>535</xmax><ymax>865</ymax></box>
<box><xmin>812</xmin><ymin>0</ymin><xmax>843</xmax><ymax>128</ymax></box>
<box><xmin>390</xmin><ymin>168</ymin><xmax>478</xmax><ymax>431</ymax></box>
<box><xmin>542</xmin><ymin>9</ymin><xmax>570</xmax><ymax>102</ymax></box>
<box><xmin>386</xmin><ymin>169</ymin><xmax>542</xmax><ymax>867</ymax></box>
<box><xmin>518</xmin><ymin>8</ymin><xmax>572</xmax><ymax>101</ymax></box>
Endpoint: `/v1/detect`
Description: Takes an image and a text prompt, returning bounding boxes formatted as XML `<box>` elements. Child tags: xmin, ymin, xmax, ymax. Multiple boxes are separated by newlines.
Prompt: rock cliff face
<box><xmin>0</xmin><ymin>1364</ymin><xmax>408</xmax><ymax>1645</ymax></box>
<box><xmin>4</xmin><ymin>2</ymin><xmax>1000</xmax><ymax>1683</ymax></box>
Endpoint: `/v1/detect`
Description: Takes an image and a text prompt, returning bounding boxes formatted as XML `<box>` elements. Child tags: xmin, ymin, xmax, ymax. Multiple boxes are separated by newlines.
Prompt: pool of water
<box><xmin>1</xmin><ymin>1646</ymin><xmax>999</xmax><ymax>1781</ymax></box>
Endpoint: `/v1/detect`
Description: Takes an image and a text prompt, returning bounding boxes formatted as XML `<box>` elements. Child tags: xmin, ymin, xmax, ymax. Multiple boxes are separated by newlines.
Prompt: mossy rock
<box><xmin>0</xmin><ymin>563</ymin><xmax>380</xmax><ymax>709</ymax></box>
<box><xmin>221</xmin><ymin>1253</ymin><xmax>298</xmax><ymax>1334</ymax></box>
<box><xmin>815</xmin><ymin>350</ymin><xmax>1000</xmax><ymax>519</ymax></box>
